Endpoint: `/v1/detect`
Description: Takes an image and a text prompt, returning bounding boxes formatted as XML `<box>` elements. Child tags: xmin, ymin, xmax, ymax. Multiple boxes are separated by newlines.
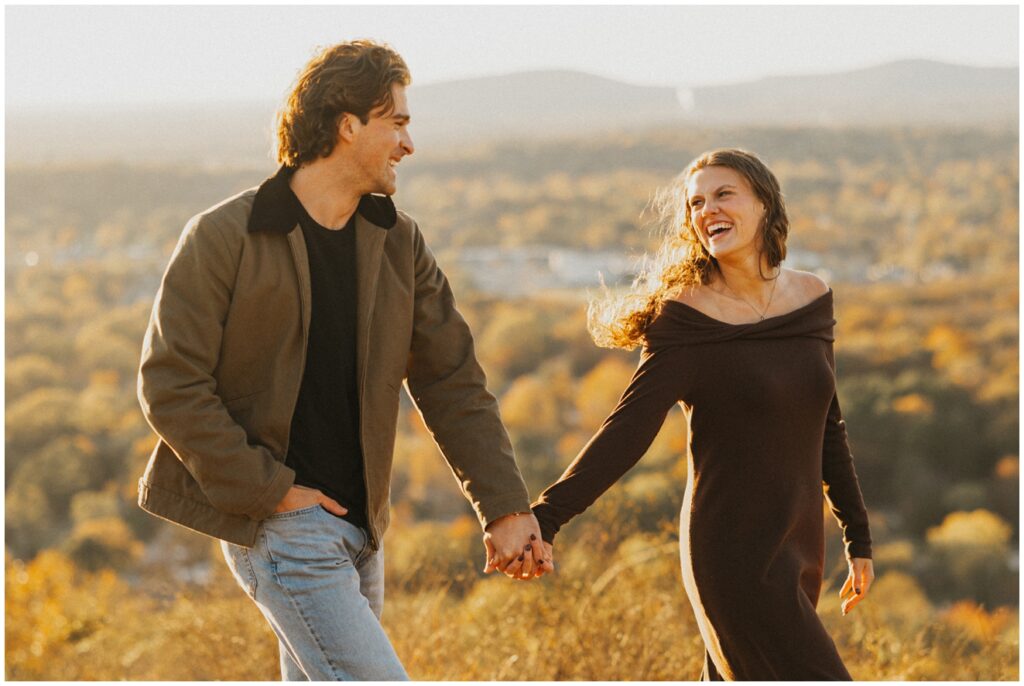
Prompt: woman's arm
<box><xmin>822</xmin><ymin>346</ymin><xmax>873</xmax><ymax>561</ymax></box>
<box><xmin>822</xmin><ymin>343</ymin><xmax>875</xmax><ymax>613</ymax></box>
<box><xmin>531</xmin><ymin>346</ymin><xmax>682</xmax><ymax>544</ymax></box>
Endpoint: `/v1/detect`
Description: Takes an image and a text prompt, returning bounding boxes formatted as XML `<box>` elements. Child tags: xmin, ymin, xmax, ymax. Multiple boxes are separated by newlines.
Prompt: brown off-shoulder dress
<box><xmin>533</xmin><ymin>290</ymin><xmax>872</xmax><ymax>681</ymax></box>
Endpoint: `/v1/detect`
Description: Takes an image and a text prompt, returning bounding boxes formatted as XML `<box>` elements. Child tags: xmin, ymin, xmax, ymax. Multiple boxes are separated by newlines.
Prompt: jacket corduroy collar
<box><xmin>247</xmin><ymin>165</ymin><xmax>398</xmax><ymax>234</ymax></box>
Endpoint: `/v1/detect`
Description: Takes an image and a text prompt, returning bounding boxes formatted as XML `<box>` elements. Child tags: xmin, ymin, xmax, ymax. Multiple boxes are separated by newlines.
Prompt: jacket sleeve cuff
<box><xmin>475</xmin><ymin>492</ymin><xmax>534</xmax><ymax>531</ymax></box>
<box><xmin>245</xmin><ymin>462</ymin><xmax>296</xmax><ymax>520</ymax></box>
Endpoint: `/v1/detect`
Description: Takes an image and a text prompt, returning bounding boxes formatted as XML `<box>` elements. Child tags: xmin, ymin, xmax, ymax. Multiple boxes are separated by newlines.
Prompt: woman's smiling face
<box><xmin>686</xmin><ymin>165</ymin><xmax>766</xmax><ymax>261</ymax></box>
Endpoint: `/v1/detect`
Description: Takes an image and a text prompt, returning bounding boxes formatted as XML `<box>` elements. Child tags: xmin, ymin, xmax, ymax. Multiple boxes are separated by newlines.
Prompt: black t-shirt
<box><xmin>284</xmin><ymin>190</ymin><xmax>368</xmax><ymax>529</ymax></box>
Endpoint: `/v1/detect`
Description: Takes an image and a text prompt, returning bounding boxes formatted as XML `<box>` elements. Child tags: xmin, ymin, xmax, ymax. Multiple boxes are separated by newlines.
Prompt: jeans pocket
<box><xmin>261</xmin><ymin>509</ymin><xmax>361</xmax><ymax>575</ymax></box>
<box><xmin>221</xmin><ymin>541</ymin><xmax>258</xmax><ymax>598</ymax></box>
<box><xmin>265</xmin><ymin>504</ymin><xmax>324</xmax><ymax>520</ymax></box>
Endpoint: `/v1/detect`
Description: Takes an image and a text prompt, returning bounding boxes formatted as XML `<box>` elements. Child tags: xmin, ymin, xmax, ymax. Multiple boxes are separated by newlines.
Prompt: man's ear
<box><xmin>337</xmin><ymin>112</ymin><xmax>361</xmax><ymax>144</ymax></box>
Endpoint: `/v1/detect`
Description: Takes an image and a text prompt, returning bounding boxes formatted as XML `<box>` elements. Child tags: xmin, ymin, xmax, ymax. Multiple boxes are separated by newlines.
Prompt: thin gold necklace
<box><xmin>719</xmin><ymin>272</ymin><xmax>780</xmax><ymax>321</ymax></box>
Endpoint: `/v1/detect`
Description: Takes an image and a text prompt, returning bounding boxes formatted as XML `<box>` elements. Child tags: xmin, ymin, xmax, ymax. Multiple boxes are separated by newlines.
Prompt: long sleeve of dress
<box><xmin>822</xmin><ymin>345</ymin><xmax>872</xmax><ymax>560</ymax></box>
<box><xmin>532</xmin><ymin>346</ymin><xmax>682</xmax><ymax>543</ymax></box>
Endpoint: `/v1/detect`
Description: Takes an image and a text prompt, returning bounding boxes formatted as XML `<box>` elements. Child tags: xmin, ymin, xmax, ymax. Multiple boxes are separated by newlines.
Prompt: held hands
<box><xmin>840</xmin><ymin>557</ymin><xmax>874</xmax><ymax>615</ymax></box>
<box><xmin>274</xmin><ymin>485</ymin><xmax>348</xmax><ymax>516</ymax></box>
<box><xmin>501</xmin><ymin>539</ymin><xmax>555</xmax><ymax>580</ymax></box>
<box><xmin>482</xmin><ymin>513</ymin><xmax>555</xmax><ymax>580</ymax></box>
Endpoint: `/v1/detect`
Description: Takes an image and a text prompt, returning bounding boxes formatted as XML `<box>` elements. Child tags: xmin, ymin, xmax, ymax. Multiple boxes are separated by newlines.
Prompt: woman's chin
<box><xmin>707</xmin><ymin>246</ymin><xmax>733</xmax><ymax>261</ymax></box>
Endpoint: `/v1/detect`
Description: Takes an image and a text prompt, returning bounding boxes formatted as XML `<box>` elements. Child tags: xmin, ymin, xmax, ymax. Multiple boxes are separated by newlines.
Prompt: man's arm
<box><xmin>138</xmin><ymin>214</ymin><xmax>295</xmax><ymax>520</ymax></box>
<box><xmin>403</xmin><ymin>221</ymin><xmax>542</xmax><ymax>574</ymax></box>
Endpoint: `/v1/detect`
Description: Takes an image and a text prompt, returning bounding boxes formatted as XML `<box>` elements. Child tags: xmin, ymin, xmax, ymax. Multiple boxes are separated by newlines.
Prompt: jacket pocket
<box><xmin>222</xmin><ymin>388</ymin><xmax>269</xmax><ymax>407</ymax></box>
<box><xmin>220</xmin><ymin>389</ymin><xmax>270</xmax><ymax>437</ymax></box>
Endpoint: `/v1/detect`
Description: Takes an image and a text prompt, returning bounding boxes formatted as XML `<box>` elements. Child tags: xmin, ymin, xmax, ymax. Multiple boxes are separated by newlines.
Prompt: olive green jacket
<box><xmin>137</xmin><ymin>167</ymin><xmax>531</xmax><ymax>549</ymax></box>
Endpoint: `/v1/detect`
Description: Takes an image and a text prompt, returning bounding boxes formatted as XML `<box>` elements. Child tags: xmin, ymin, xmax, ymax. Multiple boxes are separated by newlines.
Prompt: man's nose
<box><xmin>400</xmin><ymin>129</ymin><xmax>415</xmax><ymax>156</ymax></box>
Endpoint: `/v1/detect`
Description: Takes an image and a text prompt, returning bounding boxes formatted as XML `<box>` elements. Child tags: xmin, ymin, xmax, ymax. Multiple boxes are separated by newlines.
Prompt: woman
<box><xmin>525</xmin><ymin>149</ymin><xmax>874</xmax><ymax>680</ymax></box>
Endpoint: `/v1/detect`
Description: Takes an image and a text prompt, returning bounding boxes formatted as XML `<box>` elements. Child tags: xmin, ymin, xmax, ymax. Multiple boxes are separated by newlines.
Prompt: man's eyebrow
<box><xmin>391</xmin><ymin>113</ymin><xmax>411</xmax><ymax>123</ymax></box>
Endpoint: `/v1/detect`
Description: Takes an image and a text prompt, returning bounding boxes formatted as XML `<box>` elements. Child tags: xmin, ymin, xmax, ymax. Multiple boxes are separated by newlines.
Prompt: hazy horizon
<box><xmin>6</xmin><ymin>57</ymin><xmax>1019</xmax><ymax>115</ymax></box>
<box><xmin>6</xmin><ymin>5</ymin><xmax>1018</xmax><ymax>109</ymax></box>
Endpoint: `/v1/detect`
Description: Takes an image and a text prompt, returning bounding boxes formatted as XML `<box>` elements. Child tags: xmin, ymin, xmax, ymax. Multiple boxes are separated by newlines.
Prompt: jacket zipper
<box><xmin>280</xmin><ymin>230</ymin><xmax>309</xmax><ymax>500</ymax></box>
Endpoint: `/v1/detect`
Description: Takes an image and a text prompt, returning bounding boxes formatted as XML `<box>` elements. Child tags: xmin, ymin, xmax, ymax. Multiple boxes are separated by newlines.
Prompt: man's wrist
<box><xmin>485</xmin><ymin>511</ymin><xmax>533</xmax><ymax>530</ymax></box>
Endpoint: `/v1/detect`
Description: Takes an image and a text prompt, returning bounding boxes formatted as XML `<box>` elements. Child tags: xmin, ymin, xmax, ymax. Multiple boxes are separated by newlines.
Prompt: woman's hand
<box><xmin>535</xmin><ymin>540</ymin><xmax>555</xmax><ymax>577</ymax></box>
<box><xmin>501</xmin><ymin>540</ymin><xmax>555</xmax><ymax>580</ymax></box>
<box><xmin>840</xmin><ymin>557</ymin><xmax>874</xmax><ymax>615</ymax></box>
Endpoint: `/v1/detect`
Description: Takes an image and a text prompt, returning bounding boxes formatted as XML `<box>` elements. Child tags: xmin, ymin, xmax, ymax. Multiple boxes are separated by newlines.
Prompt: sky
<box><xmin>5</xmin><ymin>4</ymin><xmax>1020</xmax><ymax>109</ymax></box>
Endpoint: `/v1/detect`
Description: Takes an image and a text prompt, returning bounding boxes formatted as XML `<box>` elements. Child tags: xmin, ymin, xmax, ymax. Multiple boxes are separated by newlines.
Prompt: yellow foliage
<box><xmin>994</xmin><ymin>455</ymin><xmax>1018</xmax><ymax>480</ymax></box>
<box><xmin>6</xmin><ymin>354</ymin><xmax>63</xmax><ymax>397</ymax></box>
<box><xmin>88</xmin><ymin>369</ymin><xmax>121</xmax><ymax>387</ymax></box>
<box><xmin>74</xmin><ymin>384</ymin><xmax>127</xmax><ymax>433</ymax></box>
<box><xmin>69</xmin><ymin>517</ymin><xmax>140</xmax><ymax>551</ymax></box>
<box><xmin>6</xmin><ymin>550</ymin><xmax>126</xmax><ymax>679</ymax></box>
<box><xmin>872</xmin><ymin>540</ymin><xmax>915</xmax><ymax>566</ymax></box>
<box><xmin>868</xmin><ymin>571</ymin><xmax>931</xmax><ymax>619</ymax></box>
<box><xmin>70</xmin><ymin>489</ymin><xmax>121</xmax><ymax>524</ymax></box>
<box><xmin>6</xmin><ymin>387</ymin><xmax>79</xmax><ymax>445</ymax></box>
<box><xmin>925</xmin><ymin>323</ymin><xmax>973</xmax><ymax>372</ymax></box>
<box><xmin>131</xmin><ymin>435</ymin><xmax>158</xmax><ymax>459</ymax></box>
<box><xmin>576</xmin><ymin>355</ymin><xmax>635</xmax><ymax>429</ymax></box>
<box><xmin>643</xmin><ymin>409</ymin><xmax>688</xmax><ymax>466</ymax></box>
<box><xmin>555</xmin><ymin>430</ymin><xmax>590</xmax><ymax>460</ymax></box>
<box><xmin>501</xmin><ymin>376</ymin><xmax>560</xmax><ymax>433</ymax></box>
<box><xmin>891</xmin><ymin>393</ymin><xmax>934</xmax><ymax>416</ymax></box>
<box><xmin>926</xmin><ymin>509</ymin><xmax>1012</xmax><ymax>548</ymax></box>
<box><xmin>943</xmin><ymin>601</ymin><xmax>1014</xmax><ymax>642</ymax></box>
<box><xmin>622</xmin><ymin>472</ymin><xmax>676</xmax><ymax>509</ymax></box>
<box><xmin>61</xmin><ymin>272</ymin><xmax>94</xmax><ymax>300</ymax></box>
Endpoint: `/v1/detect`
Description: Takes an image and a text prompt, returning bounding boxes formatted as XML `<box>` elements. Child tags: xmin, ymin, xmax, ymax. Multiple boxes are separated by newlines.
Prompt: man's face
<box><xmin>350</xmin><ymin>83</ymin><xmax>414</xmax><ymax>196</ymax></box>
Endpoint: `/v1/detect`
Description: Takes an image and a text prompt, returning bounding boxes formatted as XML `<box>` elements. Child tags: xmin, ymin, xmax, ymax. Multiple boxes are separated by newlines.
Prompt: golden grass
<box><xmin>6</xmin><ymin>533</ymin><xmax>1019</xmax><ymax>680</ymax></box>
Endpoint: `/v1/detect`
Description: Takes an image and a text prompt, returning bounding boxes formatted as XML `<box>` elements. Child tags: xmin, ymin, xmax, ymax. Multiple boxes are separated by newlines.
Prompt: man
<box><xmin>137</xmin><ymin>40</ymin><xmax>547</xmax><ymax>680</ymax></box>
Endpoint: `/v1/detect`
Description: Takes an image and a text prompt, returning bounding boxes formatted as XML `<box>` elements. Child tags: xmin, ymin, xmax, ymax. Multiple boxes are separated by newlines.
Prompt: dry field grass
<box><xmin>7</xmin><ymin>529</ymin><xmax>1018</xmax><ymax>680</ymax></box>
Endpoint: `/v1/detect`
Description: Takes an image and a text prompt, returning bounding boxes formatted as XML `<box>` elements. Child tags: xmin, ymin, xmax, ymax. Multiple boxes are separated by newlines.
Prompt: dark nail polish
<box><xmin>530</xmin><ymin>534</ymin><xmax>537</xmax><ymax>540</ymax></box>
<box><xmin>525</xmin><ymin>544</ymin><xmax>532</xmax><ymax>551</ymax></box>
<box><xmin>518</xmin><ymin>555</ymin><xmax>525</xmax><ymax>562</ymax></box>
<box><xmin>855</xmin><ymin>588</ymin><xmax>861</xmax><ymax>594</ymax></box>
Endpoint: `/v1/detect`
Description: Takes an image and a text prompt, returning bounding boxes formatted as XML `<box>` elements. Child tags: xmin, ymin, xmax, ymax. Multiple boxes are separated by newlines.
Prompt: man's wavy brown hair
<box><xmin>275</xmin><ymin>40</ymin><xmax>411</xmax><ymax>168</ymax></box>
<box><xmin>588</xmin><ymin>148</ymin><xmax>789</xmax><ymax>350</ymax></box>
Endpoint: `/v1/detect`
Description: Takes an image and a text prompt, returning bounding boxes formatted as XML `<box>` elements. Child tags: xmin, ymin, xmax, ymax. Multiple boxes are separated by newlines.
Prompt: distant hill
<box><xmin>6</xmin><ymin>59</ymin><xmax>1016</xmax><ymax>164</ymax></box>
<box><xmin>411</xmin><ymin>59</ymin><xmax>1018</xmax><ymax>141</ymax></box>
<box><xmin>687</xmin><ymin>59</ymin><xmax>1019</xmax><ymax>127</ymax></box>
<box><xmin>409</xmin><ymin>69</ymin><xmax>682</xmax><ymax>143</ymax></box>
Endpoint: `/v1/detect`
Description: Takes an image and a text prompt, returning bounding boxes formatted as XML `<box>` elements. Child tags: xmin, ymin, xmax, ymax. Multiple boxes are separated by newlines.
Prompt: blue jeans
<box><xmin>220</xmin><ymin>504</ymin><xmax>409</xmax><ymax>680</ymax></box>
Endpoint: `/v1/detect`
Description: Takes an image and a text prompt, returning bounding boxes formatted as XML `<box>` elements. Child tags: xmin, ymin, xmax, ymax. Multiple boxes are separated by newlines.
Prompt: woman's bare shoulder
<box><xmin>781</xmin><ymin>268</ymin><xmax>830</xmax><ymax>299</ymax></box>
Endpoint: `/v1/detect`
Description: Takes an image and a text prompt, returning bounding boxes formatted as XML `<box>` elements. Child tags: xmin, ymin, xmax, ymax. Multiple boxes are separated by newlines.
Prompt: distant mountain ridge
<box><xmin>6</xmin><ymin>59</ymin><xmax>1016</xmax><ymax>164</ymax></box>
<box><xmin>687</xmin><ymin>59</ymin><xmax>1018</xmax><ymax>127</ymax></box>
<box><xmin>410</xmin><ymin>69</ymin><xmax>683</xmax><ymax>141</ymax></box>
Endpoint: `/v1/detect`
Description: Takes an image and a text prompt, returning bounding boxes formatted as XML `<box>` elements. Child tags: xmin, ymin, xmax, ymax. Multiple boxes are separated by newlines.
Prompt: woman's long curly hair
<box><xmin>589</xmin><ymin>148</ymin><xmax>790</xmax><ymax>350</ymax></box>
